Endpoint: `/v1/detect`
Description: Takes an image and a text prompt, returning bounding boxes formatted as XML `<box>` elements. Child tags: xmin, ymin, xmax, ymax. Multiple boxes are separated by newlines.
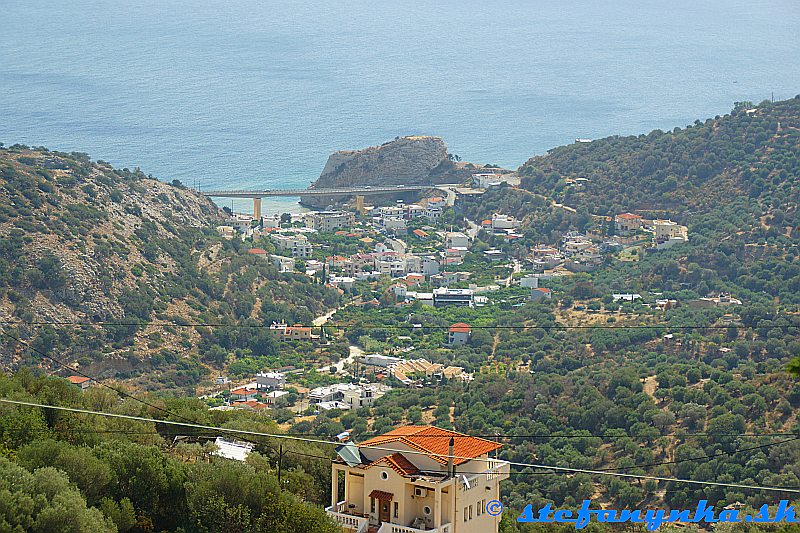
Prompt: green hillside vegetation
<box><xmin>313</xmin><ymin>98</ymin><xmax>800</xmax><ymax>518</ymax></box>
<box><xmin>0</xmin><ymin>146</ymin><xmax>342</xmax><ymax>393</ymax></box>
<box><xmin>0</xmin><ymin>371</ymin><xmax>339</xmax><ymax>532</ymax></box>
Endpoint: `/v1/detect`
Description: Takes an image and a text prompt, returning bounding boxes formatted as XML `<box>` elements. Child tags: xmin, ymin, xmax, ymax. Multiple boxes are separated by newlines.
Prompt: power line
<box><xmin>1</xmin><ymin>398</ymin><xmax>797</xmax><ymax>494</ymax></box>
<box><xmin>0</xmin><ymin>328</ymin><xmax>265</xmax><ymax>448</ymax></box>
<box><xmin>2</xmin><ymin>319</ymin><xmax>796</xmax><ymax>331</ymax></box>
<box><xmin>595</xmin><ymin>437</ymin><xmax>800</xmax><ymax>473</ymax></box>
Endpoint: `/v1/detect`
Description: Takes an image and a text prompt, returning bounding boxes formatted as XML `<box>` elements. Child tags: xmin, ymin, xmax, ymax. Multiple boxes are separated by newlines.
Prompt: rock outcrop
<box><xmin>312</xmin><ymin>136</ymin><xmax>467</xmax><ymax>189</ymax></box>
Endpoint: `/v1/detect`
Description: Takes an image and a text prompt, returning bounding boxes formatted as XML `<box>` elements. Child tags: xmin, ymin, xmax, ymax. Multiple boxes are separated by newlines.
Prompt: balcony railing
<box><xmin>376</xmin><ymin>522</ymin><xmax>452</xmax><ymax>533</ymax></box>
<box><xmin>325</xmin><ymin>501</ymin><xmax>368</xmax><ymax>533</ymax></box>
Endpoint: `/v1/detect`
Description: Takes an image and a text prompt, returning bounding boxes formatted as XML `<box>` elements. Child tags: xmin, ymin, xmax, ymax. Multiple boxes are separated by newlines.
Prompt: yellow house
<box><xmin>327</xmin><ymin>425</ymin><xmax>510</xmax><ymax>533</ymax></box>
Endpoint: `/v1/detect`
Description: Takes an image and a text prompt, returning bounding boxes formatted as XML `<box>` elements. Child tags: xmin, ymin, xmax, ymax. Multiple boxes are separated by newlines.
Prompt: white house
<box><xmin>327</xmin><ymin>425</ymin><xmax>509</xmax><ymax>533</ymax></box>
<box><xmin>448</xmin><ymin>323</ymin><xmax>472</xmax><ymax>346</ymax></box>
<box><xmin>445</xmin><ymin>232</ymin><xmax>469</xmax><ymax>249</ymax></box>
<box><xmin>256</xmin><ymin>371</ymin><xmax>286</xmax><ymax>390</ymax></box>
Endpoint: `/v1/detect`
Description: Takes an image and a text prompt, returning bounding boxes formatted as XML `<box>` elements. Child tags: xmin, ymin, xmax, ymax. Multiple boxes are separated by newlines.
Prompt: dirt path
<box><xmin>643</xmin><ymin>375</ymin><xmax>657</xmax><ymax>400</ymax></box>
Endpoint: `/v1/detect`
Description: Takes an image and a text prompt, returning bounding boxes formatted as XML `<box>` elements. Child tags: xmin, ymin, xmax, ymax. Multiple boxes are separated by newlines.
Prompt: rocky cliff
<box><xmin>0</xmin><ymin>146</ymin><xmax>222</xmax><ymax>326</ymax></box>
<box><xmin>312</xmin><ymin>136</ymin><xmax>470</xmax><ymax>189</ymax></box>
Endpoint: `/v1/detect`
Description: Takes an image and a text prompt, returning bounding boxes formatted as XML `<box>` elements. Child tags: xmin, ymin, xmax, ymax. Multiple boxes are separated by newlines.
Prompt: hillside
<box><xmin>0</xmin><ymin>146</ymin><xmax>342</xmax><ymax>391</ymax></box>
<box><xmin>518</xmin><ymin>97</ymin><xmax>800</xmax><ymax>222</ymax></box>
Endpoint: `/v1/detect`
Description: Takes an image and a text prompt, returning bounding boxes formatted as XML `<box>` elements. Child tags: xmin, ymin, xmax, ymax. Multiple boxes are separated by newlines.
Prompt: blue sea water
<box><xmin>2</xmin><ymin>0</ymin><xmax>799</xmax><ymax>214</ymax></box>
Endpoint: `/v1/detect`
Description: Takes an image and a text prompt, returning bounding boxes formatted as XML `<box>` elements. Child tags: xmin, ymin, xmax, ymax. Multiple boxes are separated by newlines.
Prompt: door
<box><xmin>379</xmin><ymin>499</ymin><xmax>391</xmax><ymax>524</ymax></box>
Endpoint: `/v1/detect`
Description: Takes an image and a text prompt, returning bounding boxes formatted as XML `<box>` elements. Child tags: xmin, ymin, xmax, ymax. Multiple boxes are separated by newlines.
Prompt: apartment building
<box><xmin>271</xmin><ymin>234</ymin><xmax>313</xmax><ymax>258</ymax></box>
<box><xmin>327</xmin><ymin>425</ymin><xmax>509</xmax><ymax>533</ymax></box>
<box><xmin>433</xmin><ymin>288</ymin><xmax>474</xmax><ymax>308</ymax></box>
<box><xmin>305</xmin><ymin>211</ymin><xmax>355</xmax><ymax>232</ymax></box>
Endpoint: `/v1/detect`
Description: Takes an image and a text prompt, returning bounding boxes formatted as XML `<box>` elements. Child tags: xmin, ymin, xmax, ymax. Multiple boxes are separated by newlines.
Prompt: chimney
<box><xmin>447</xmin><ymin>436</ymin><xmax>455</xmax><ymax>478</ymax></box>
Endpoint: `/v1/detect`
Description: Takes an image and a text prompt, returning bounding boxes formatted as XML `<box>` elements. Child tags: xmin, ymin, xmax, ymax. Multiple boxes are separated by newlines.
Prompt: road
<box><xmin>311</xmin><ymin>302</ymin><xmax>362</xmax><ymax>375</ymax></box>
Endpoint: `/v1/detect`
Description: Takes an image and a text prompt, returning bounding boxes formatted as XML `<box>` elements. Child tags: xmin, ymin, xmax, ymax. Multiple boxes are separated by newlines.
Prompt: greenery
<box><xmin>0</xmin><ymin>371</ymin><xmax>339</xmax><ymax>532</ymax></box>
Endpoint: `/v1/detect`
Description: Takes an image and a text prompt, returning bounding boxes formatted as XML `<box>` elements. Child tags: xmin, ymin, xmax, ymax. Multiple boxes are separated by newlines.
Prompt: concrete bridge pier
<box><xmin>253</xmin><ymin>197</ymin><xmax>262</xmax><ymax>221</ymax></box>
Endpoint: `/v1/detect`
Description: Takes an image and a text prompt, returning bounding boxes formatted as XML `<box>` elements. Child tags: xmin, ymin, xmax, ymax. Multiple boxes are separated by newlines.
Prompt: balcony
<box><xmin>376</xmin><ymin>522</ymin><xmax>452</xmax><ymax>533</ymax></box>
<box><xmin>326</xmin><ymin>501</ymin><xmax>368</xmax><ymax>533</ymax></box>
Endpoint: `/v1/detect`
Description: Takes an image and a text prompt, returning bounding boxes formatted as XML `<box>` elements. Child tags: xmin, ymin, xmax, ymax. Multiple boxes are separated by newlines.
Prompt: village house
<box><xmin>67</xmin><ymin>376</ymin><xmax>93</xmax><ymax>390</ymax></box>
<box><xmin>389</xmin><ymin>359</ymin><xmax>472</xmax><ymax>385</ymax></box>
<box><xmin>652</xmin><ymin>219</ymin><xmax>689</xmax><ymax>249</ymax></box>
<box><xmin>255</xmin><ymin>371</ymin><xmax>286</xmax><ymax>390</ymax></box>
<box><xmin>615</xmin><ymin>213</ymin><xmax>644</xmax><ymax>234</ymax></box>
<box><xmin>282</xmin><ymin>324</ymin><xmax>313</xmax><ymax>342</ymax></box>
<box><xmin>529</xmin><ymin>287</ymin><xmax>552</xmax><ymax>302</ymax></box>
<box><xmin>270</xmin><ymin>254</ymin><xmax>295</xmax><ymax>272</ymax></box>
<box><xmin>490</xmin><ymin>213</ymin><xmax>518</xmax><ymax>231</ymax></box>
<box><xmin>327</xmin><ymin>425</ymin><xmax>509</xmax><ymax>533</ymax></box>
<box><xmin>271</xmin><ymin>233</ymin><xmax>313</xmax><ymax>258</ymax></box>
<box><xmin>229</xmin><ymin>387</ymin><xmax>258</xmax><ymax>402</ymax></box>
<box><xmin>247</xmin><ymin>247</ymin><xmax>268</xmax><ymax>257</ymax></box>
<box><xmin>433</xmin><ymin>288</ymin><xmax>474</xmax><ymax>308</ymax></box>
<box><xmin>445</xmin><ymin>232</ymin><xmax>470</xmax><ymax>249</ymax></box>
<box><xmin>448</xmin><ymin>323</ymin><xmax>472</xmax><ymax>346</ymax></box>
<box><xmin>263</xmin><ymin>390</ymin><xmax>289</xmax><ymax>406</ymax></box>
<box><xmin>330</xmin><ymin>276</ymin><xmax>356</xmax><ymax>291</ymax></box>
<box><xmin>308</xmin><ymin>383</ymin><xmax>391</xmax><ymax>410</ymax></box>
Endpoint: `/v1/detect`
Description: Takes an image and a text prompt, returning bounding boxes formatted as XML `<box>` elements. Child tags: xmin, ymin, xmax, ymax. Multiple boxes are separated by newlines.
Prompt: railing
<box><xmin>376</xmin><ymin>523</ymin><xmax>452</xmax><ymax>533</ymax></box>
<box><xmin>485</xmin><ymin>459</ymin><xmax>511</xmax><ymax>481</ymax></box>
<box><xmin>325</xmin><ymin>502</ymin><xmax>369</xmax><ymax>533</ymax></box>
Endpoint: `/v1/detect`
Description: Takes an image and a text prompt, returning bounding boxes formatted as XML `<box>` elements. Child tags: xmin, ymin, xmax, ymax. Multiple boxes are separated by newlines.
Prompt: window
<box><xmin>394</xmin><ymin>502</ymin><xmax>398</xmax><ymax>518</ymax></box>
<box><xmin>380</xmin><ymin>471</ymin><xmax>389</xmax><ymax>480</ymax></box>
<box><xmin>469</xmin><ymin>505</ymin><xmax>473</xmax><ymax>520</ymax></box>
<box><xmin>464</xmin><ymin>507</ymin><xmax>468</xmax><ymax>522</ymax></box>
<box><xmin>477</xmin><ymin>501</ymin><xmax>482</xmax><ymax>516</ymax></box>
<box><xmin>371</xmin><ymin>498</ymin><xmax>375</xmax><ymax>513</ymax></box>
<box><xmin>423</xmin><ymin>506</ymin><xmax>432</xmax><ymax>516</ymax></box>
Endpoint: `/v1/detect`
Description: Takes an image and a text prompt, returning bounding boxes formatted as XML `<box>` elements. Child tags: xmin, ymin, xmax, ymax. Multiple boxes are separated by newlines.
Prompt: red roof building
<box><xmin>358</xmin><ymin>425</ymin><xmax>502</xmax><ymax>466</ymax></box>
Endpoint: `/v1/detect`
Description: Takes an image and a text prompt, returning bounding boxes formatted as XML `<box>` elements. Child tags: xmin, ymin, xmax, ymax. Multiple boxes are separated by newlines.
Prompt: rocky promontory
<box><xmin>311</xmin><ymin>136</ymin><xmax>472</xmax><ymax>189</ymax></box>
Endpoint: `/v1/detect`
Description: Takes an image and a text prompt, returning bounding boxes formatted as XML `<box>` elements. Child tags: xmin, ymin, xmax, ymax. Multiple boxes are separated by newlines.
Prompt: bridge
<box><xmin>202</xmin><ymin>184</ymin><xmax>453</xmax><ymax>219</ymax></box>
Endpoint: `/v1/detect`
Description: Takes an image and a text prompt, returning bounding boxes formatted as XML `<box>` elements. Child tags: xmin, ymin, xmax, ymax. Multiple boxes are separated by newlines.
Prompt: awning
<box><xmin>369</xmin><ymin>490</ymin><xmax>394</xmax><ymax>501</ymax></box>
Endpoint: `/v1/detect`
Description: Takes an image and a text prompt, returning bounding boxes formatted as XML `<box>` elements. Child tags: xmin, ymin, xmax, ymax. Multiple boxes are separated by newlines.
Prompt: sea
<box><xmin>2</xmin><ymin>0</ymin><xmax>798</xmax><ymax>215</ymax></box>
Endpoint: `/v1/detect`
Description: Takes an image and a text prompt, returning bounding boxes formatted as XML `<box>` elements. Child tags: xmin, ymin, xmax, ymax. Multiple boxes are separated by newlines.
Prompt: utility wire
<box><xmin>0</xmin><ymin>328</ymin><xmax>264</xmax><ymax>448</ymax></box>
<box><xmin>2</xmin><ymin>319</ymin><xmax>795</xmax><ymax>331</ymax></box>
<box><xmin>1</xmin><ymin>398</ymin><xmax>797</xmax><ymax>495</ymax></box>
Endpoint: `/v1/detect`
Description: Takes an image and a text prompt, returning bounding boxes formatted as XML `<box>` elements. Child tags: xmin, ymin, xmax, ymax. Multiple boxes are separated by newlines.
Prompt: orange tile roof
<box><xmin>412</xmin><ymin>229</ymin><xmax>429</xmax><ymax>238</ymax></box>
<box><xmin>67</xmin><ymin>376</ymin><xmax>91</xmax><ymax>384</ymax></box>
<box><xmin>369</xmin><ymin>490</ymin><xmax>394</xmax><ymax>501</ymax></box>
<box><xmin>358</xmin><ymin>425</ymin><xmax>501</xmax><ymax>466</ymax></box>
<box><xmin>365</xmin><ymin>453</ymin><xmax>419</xmax><ymax>476</ymax></box>
<box><xmin>230</xmin><ymin>387</ymin><xmax>256</xmax><ymax>396</ymax></box>
<box><xmin>248</xmin><ymin>248</ymin><xmax>268</xmax><ymax>255</ymax></box>
<box><xmin>449</xmin><ymin>323</ymin><xmax>471</xmax><ymax>333</ymax></box>
<box><xmin>616</xmin><ymin>213</ymin><xmax>642</xmax><ymax>220</ymax></box>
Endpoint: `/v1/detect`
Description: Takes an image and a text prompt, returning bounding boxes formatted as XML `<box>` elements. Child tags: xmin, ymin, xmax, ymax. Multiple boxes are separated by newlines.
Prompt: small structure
<box><xmin>448</xmin><ymin>323</ymin><xmax>472</xmax><ymax>346</ymax></box>
<box><xmin>67</xmin><ymin>376</ymin><xmax>93</xmax><ymax>390</ymax></box>
<box><xmin>614</xmin><ymin>213</ymin><xmax>644</xmax><ymax>234</ymax></box>
<box><xmin>229</xmin><ymin>387</ymin><xmax>258</xmax><ymax>402</ymax></box>
<box><xmin>444</xmin><ymin>232</ymin><xmax>469</xmax><ymax>249</ymax></box>
<box><xmin>213</xmin><ymin>437</ymin><xmax>253</xmax><ymax>462</ymax></box>
<box><xmin>613</xmin><ymin>293</ymin><xmax>642</xmax><ymax>302</ymax></box>
<box><xmin>283</xmin><ymin>324</ymin><xmax>313</xmax><ymax>342</ymax></box>
<box><xmin>255</xmin><ymin>371</ymin><xmax>286</xmax><ymax>390</ymax></box>
<box><xmin>433</xmin><ymin>287</ymin><xmax>474</xmax><ymax>308</ymax></box>
<box><xmin>529</xmin><ymin>287</ymin><xmax>553</xmax><ymax>302</ymax></box>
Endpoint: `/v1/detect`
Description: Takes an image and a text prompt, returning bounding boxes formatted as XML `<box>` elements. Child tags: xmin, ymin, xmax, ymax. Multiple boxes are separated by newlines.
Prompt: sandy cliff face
<box><xmin>312</xmin><ymin>136</ymin><xmax>463</xmax><ymax>188</ymax></box>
